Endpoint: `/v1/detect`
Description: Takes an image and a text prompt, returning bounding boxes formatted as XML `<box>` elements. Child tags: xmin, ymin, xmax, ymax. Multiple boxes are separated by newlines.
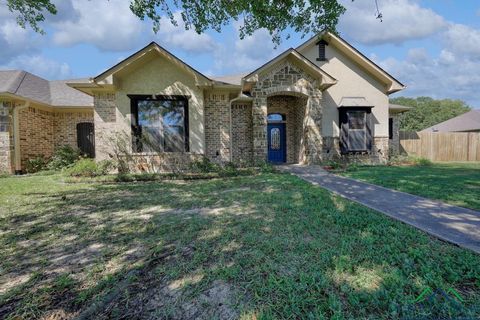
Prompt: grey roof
<box><xmin>421</xmin><ymin>109</ymin><xmax>480</xmax><ymax>132</ymax></box>
<box><xmin>212</xmin><ymin>73</ymin><xmax>247</xmax><ymax>85</ymax></box>
<box><xmin>0</xmin><ymin>70</ymin><xmax>93</xmax><ymax>107</ymax></box>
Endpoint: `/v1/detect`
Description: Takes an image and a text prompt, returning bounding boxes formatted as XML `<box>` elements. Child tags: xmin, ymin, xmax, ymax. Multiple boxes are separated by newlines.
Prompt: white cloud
<box><xmin>51</xmin><ymin>0</ymin><xmax>144</xmax><ymax>51</ymax></box>
<box><xmin>1</xmin><ymin>55</ymin><xmax>72</xmax><ymax>80</ymax></box>
<box><xmin>155</xmin><ymin>12</ymin><xmax>218</xmax><ymax>54</ymax></box>
<box><xmin>442</xmin><ymin>23</ymin><xmax>480</xmax><ymax>58</ymax></box>
<box><xmin>213</xmin><ymin>22</ymin><xmax>277</xmax><ymax>75</ymax></box>
<box><xmin>0</xmin><ymin>9</ymin><xmax>43</xmax><ymax>62</ymax></box>
<box><xmin>380</xmin><ymin>48</ymin><xmax>480</xmax><ymax>106</ymax></box>
<box><xmin>339</xmin><ymin>0</ymin><xmax>447</xmax><ymax>45</ymax></box>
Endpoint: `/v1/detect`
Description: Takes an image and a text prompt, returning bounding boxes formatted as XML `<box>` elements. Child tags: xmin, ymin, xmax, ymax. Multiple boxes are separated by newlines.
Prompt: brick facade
<box><xmin>231</xmin><ymin>103</ymin><xmax>253</xmax><ymax>165</ymax></box>
<box><xmin>54</xmin><ymin>111</ymin><xmax>94</xmax><ymax>150</ymax></box>
<box><xmin>16</xmin><ymin>106</ymin><xmax>94</xmax><ymax>170</ymax></box>
<box><xmin>204</xmin><ymin>92</ymin><xmax>231</xmax><ymax>162</ymax></box>
<box><xmin>19</xmin><ymin>107</ymin><xmax>55</xmax><ymax>168</ymax></box>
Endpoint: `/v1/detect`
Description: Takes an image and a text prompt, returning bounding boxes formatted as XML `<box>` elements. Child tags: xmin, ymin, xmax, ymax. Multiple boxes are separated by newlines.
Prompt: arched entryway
<box><xmin>266</xmin><ymin>94</ymin><xmax>307</xmax><ymax>164</ymax></box>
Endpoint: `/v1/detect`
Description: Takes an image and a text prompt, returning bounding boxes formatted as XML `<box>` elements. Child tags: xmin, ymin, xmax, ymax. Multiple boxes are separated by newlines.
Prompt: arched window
<box><xmin>267</xmin><ymin>113</ymin><xmax>285</xmax><ymax>122</ymax></box>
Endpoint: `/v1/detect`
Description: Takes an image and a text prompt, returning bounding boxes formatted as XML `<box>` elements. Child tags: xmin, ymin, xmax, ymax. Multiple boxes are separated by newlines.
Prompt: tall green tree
<box><xmin>391</xmin><ymin>97</ymin><xmax>471</xmax><ymax>131</ymax></box>
<box><xmin>3</xmin><ymin>0</ymin><xmax>346</xmax><ymax>43</ymax></box>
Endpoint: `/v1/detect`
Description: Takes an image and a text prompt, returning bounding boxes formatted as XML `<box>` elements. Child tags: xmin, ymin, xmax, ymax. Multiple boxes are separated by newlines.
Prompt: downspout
<box><xmin>12</xmin><ymin>101</ymin><xmax>29</xmax><ymax>174</ymax></box>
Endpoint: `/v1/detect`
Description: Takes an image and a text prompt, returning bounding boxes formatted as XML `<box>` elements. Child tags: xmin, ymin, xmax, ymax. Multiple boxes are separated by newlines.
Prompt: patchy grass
<box><xmin>0</xmin><ymin>173</ymin><xmax>479</xmax><ymax>319</ymax></box>
<box><xmin>341</xmin><ymin>162</ymin><xmax>480</xmax><ymax>211</ymax></box>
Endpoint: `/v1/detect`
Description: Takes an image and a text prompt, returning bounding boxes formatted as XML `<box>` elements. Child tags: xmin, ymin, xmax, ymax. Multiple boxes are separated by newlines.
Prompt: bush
<box><xmin>190</xmin><ymin>157</ymin><xmax>220</xmax><ymax>173</ymax></box>
<box><xmin>26</xmin><ymin>156</ymin><xmax>48</xmax><ymax>173</ymax></box>
<box><xmin>413</xmin><ymin>157</ymin><xmax>432</xmax><ymax>166</ymax></box>
<box><xmin>219</xmin><ymin>162</ymin><xmax>239</xmax><ymax>177</ymax></box>
<box><xmin>66</xmin><ymin>159</ymin><xmax>111</xmax><ymax>177</ymax></box>
<box><xmin>47</xmin><ymin>145</ymin><xmax>81</xmax><ymax>170</ymax></box>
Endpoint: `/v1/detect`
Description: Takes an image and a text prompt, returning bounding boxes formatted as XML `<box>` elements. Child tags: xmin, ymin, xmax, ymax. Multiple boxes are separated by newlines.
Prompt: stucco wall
<box><xmin>300</xmin><ymin>44</ymin><xmax>390</xmax><ymax>139</ymax></box>
<box><xmin>116</xmin><ymin>55</ymin><xmax>205</xmax><ymax>154</ymax></box>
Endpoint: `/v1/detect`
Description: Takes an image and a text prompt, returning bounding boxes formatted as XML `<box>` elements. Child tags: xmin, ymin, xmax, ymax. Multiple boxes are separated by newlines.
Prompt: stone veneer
<box><xmin>0</xmin><ymin>101</ymin><xmax>12</xmax><ymax>173</ymax></box>
<box><xmin>231</xmin><ymin>103</ymin><xmax>253</xmax><ymax>165</ymax></box>
<box><xmin>251</xmin><ymin>60</ymin><xmax>323</xmax><ymax>164</ymax></box>
<box><xmin>322</xmin><ymin>136</ymin><xmax>389</xmax><ymax>163</ymax></box>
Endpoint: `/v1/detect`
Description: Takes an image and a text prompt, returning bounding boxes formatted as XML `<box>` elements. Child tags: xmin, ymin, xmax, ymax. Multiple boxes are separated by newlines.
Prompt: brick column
<box><xmin>252</xmin><ymin>96</ymin><xmax>267</xmax><ymax>163</ymax></box>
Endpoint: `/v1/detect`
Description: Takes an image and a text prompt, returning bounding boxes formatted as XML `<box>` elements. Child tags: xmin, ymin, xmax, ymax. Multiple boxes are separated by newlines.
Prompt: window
<box><xmin>270</xmin><ymin>128</ymin><xmax>281</xmax><ymax>150</ymax></box>
<box><xmin>267</xmin><ymin>113</ymin><xmax>285</xmax><ymax>122</ymax></box>
<box><xmin>131</xmin><ymin>96</ymin><xmax>188</xmax><ymax>153</ymax></box>
<box><xmin>388</xmin><ymin>117</ymin><xmax>393</xmax><ymax>139</ymax></box>
<box><xmin>347</xmin><ymin>111</ymin><xmax>367</xmax><ymax>151</ymax></box>
<box><xmin>0</xmin><ymin>104</ymin><xmax>8</xmax><ymax>132</ymax></box>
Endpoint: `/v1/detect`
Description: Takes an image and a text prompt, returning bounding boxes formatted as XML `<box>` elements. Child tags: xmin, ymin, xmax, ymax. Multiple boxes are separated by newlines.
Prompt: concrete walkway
<box><xmin>278</xmin><ymin>165</ymin><xmax>480</xmax><ymax>255</ymax></box>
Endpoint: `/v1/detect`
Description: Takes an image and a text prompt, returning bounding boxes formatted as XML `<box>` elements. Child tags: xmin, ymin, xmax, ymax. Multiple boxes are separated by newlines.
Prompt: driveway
<box><xmin>278</xmin><ymin>165</ymin><xmax>480</xmax><ymax>255</ymax></box>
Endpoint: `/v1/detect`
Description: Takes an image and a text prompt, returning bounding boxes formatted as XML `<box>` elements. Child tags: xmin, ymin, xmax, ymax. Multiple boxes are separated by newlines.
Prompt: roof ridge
<box><xmin>12</xmin><ymin>70</ymin><xmax>27</xmax><ymax>94</ymax></box>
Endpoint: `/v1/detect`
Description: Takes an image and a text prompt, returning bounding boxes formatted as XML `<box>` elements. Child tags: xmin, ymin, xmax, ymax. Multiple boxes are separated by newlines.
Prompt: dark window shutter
<box><xmin>388</xmin><ymin>118</ymin><xmax>393</xmax><ymax>139</ymax></box>
<box><xmin>366</xmin><ymin>112</ymin><xmax>373</xmax><ymax>151</ymax></box>
<box><xmin>77</xmin><ymin>122</ymin><xmax>95</xmax><ymax>158</ymax></box>
<box><xmin>339</xmin><ymin>109</ymin><xmax>349</xmax><ymax>153</ymax></box>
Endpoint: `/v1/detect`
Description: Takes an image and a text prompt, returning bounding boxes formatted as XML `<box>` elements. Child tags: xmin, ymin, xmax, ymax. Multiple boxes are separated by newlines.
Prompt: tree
<box><xmin>4</xmin><ymin>0</ymin><xmax>346</xmax><ymax>43</ymax></box>
<box><xmin>391</xmin><ymin>97</ymin><xmax>471</xmax><ymax>131</ymax></box>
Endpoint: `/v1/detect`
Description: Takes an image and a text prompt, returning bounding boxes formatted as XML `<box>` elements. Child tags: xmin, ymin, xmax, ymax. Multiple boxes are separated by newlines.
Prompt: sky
<box><xmin>1</xmin><ymin>0</ymin><xmax>480</xmax><ymax>107</ymax></box>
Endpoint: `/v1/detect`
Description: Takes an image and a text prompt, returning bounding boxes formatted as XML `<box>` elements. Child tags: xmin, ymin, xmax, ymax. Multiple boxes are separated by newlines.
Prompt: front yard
<box><xmin>341</xmin><ymin>162</ymin><xmax>480</xmax><ymax>211</ymax></box>
<box><xmin>1</xmin><ymin>172</ymin><xmax>479</xmax><ymax>319</ymax></box>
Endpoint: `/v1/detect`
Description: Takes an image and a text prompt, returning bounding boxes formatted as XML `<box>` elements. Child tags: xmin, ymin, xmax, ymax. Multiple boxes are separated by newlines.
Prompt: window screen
<box><xmin>347</xmin><ymin>111</ymin><xmax>367</xmax><ymax>151</ymax></box>
<box><xmin>132</xmin><ymin>97</ymin><xmax>188</xmax><ymax>153</ymax></box>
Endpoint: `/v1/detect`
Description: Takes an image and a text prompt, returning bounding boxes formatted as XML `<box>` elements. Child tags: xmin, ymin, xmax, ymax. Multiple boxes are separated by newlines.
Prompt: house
<box><xmin>421</xmin><ymin>109</ymin><xmax>480</xmax><ymax>133</ymax></box>
<box><xmin>0</xmin><ymin>31</ymin><xmax>406</xmax><ymax>174</ymax></box>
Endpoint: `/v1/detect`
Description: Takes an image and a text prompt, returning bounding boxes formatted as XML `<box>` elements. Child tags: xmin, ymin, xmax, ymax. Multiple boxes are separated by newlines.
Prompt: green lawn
<box><xmin>341</xmin><ymin>162</ymin><xmax>480</xmax><ymax>211</ymax></box>
<box><xmin>0</xmin><ymin>172</ymin><xmax>479</xmax><ymax>319</ymax></box>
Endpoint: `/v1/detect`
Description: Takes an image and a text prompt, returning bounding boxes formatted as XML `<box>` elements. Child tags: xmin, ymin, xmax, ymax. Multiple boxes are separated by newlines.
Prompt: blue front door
<box><xmin>267</xmin><ymin>123</ymin><xmax>286</xmax><ymax>163</ymax></box>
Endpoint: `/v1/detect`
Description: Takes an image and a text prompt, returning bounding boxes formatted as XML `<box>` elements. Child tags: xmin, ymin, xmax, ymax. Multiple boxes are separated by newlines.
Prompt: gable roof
<box><xmin>0</xmin><ymin>70</ymin><xmax>93</xmax><ymax>107</ymax></box>
<box><xmin>296</xmin><ymin>31</ymin><xmax>405</xmax><ymax>94</ymax></box>
<box><xmin>421</xmin><ymin>110</ymin><xmax>480</xmax><ymax>132</ymax></box>
<box><xmin>93</xmin><ymin>41</ymin><xmax>213</xmax><ymax>87</ymax></box>
<box><xmin>243</xmin><ymin>48</ymin><xmax>337</xmax><ymax>90</ymax></box>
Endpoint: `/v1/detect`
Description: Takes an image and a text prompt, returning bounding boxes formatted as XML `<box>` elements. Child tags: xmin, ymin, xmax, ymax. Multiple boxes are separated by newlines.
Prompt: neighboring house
<box><xmin>0</xmin><ymin>31</ymin><xmax>406</xmax><ymax>174</ymax></box>
<box><xmin>421</xmin><ymin>109</ymin><xmax>480</xmax><ymax>133</ymax></box>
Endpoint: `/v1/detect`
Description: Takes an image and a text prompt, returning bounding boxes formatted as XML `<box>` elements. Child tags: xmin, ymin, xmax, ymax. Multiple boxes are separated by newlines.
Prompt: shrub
<box><xmin>66</xmin><ymin>159</ymin><xmax>110</xmax><ymax>177</ymax></box>
<box><xmin>190</xmin><ymin>157</ymin><xmax>220</xmax><ymax>173</ymax></box>
<box><xmin>26</xmin><ymin>156</ymin><xmax>48</xmax><ymax>173</ymax></box>
<box><xmin>47</xmin><ymin>145</ymin><xmax>81</xmax><ymax>170</ymax></box>
<box><xmin>413</xmin><ymin>157</ymin><xmax>432</xmax><ymax>166</ymax></box>
<box><xmin>219</xmin><ymin>162</ymin><xmax>239</xmax><ymax>177</ymax></box>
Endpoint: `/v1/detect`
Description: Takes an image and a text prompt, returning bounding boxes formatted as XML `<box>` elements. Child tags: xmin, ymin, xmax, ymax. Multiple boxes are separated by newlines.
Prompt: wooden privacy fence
<box><xmin>399</xmin><ymin>131</ymin><xmax>480</xmax><ymax>161</ymax></box>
